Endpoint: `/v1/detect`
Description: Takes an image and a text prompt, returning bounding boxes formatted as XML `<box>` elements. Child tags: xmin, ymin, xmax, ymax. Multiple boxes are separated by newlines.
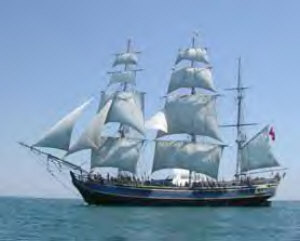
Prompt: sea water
<box><xmin>0</xmin><ymin>197</ymin><xmax>299</xmax><ymax>241</ymax></box>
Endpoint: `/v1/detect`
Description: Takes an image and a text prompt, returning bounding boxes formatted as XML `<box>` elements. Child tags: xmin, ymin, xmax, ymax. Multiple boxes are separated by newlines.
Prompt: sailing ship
<box><xmin>20</xmin><ymin>36</ymin><xmax>286</xmax><ymax>206</ymax></box>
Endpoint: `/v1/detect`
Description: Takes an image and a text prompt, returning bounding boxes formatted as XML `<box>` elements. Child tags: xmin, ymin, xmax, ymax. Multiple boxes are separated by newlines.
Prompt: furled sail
<box><xmin>108</xmin><ymin>71</ymin><xmax>136</xmax><ymax>86</ymax></box>
<box><xmin>240</xmin><ymin>126</ymin><xmax>279</xmax><ymax>172</ymax></box>
<box><xmin>67</xmin><ymin>99</ymin><xmax>113</xmax><ymax>155</ymax></box>
<box><xmin>168</xmin><ymin>67</ymin><xmax>215</xmax><ymax>93</ymax></box>
<box><xmin>175</xmin><ymin>47</ymin><xmax>209</xmax><ymax>65</ymax></box>
<box><xmin>34</xmin><ymin>99</ymin><xmax>92</xmax><ymax>151</ymax></box>
<box><xmin>91</xmin><ymin>137</ymin><xmax>143</xmax><ymax>173</ymax></box>
<box><xmin>152</xmin><ymin>141</ymin><xmax>223</xmax><ymax>179</ymax></box>
<box><xmin>98</xmin><ymin>91</ymin><xmax>145</xmax><ymax>135</ymax></box>
<box><xmin>156</xmin><ymin>93</ymin><xmax>221</xmax><ymax>141</ymax></box>
<box><xmin>113</xmin><ymin>53</ymin><xmax>138</xmax><ymax>67</ymax></box>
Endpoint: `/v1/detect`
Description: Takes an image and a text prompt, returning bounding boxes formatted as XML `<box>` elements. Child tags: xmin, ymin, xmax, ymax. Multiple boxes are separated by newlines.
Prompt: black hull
<box><xmin>71</xmin><ymin>172</ymin><xmax>275</xmax><ymax>207</ymax></box>
<box><xmin>76</xmin><ymin>188</ymin><xmax>272</xmax><ymax>207</ymax></box>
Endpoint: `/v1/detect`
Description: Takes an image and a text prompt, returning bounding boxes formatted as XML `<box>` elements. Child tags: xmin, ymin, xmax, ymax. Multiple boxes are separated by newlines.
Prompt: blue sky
<box><xmin>0</xmin><ymin>0</ymin><xmax>299</xmax><ymax>199</ymax></box>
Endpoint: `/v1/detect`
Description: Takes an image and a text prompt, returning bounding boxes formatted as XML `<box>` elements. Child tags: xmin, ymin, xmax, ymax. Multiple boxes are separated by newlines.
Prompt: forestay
<box><xmin>113</xmin><ymin>53</ymin><xmax>138</xmax><ymax>67</ymax></box>
<box><xmin>175</xmin><ymin>47</ymin><xmax>209</xmax><ymax>65</ymax></box>
<box><xmin>240</xmin><ymin>126</ymin><xmax>279</xmax><ymax>172</ymax></box>
<box><xmin>168</xmin><ymin>67</ymin><xmax>215</xmax><ymax>93</ymax></box>
<box><xmin>157</xmin><ymin>93</ymin><xmax>221</xmax><ymax>141</ymax></box>
<box><xmin>152</xmin><ymin>141</ymin><xmax>223</xmax><ymax>179</ymax></box>
<box><xmin>34</xmin><ymin>99</ymin><xmax>92</xmax><ymax>151</ymax></box>
<box><xmin>91</xmin><ymin>137</ymin><xmax>143</xmax><ymax>173</ymax></box>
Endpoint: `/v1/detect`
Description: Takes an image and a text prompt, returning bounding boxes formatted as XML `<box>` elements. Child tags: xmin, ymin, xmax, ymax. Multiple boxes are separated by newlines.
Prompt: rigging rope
<box><xmin>29</xmin><ymin>149</ymin><xmax>80</xmax><ymax>198</ymax></box>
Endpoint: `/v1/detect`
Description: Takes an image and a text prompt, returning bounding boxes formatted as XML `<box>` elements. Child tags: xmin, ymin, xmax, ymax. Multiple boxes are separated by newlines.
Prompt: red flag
<box><xmin>269</xmin><ymin>127</ymin><xmax>275</xmax><ymax>141</ymax></box>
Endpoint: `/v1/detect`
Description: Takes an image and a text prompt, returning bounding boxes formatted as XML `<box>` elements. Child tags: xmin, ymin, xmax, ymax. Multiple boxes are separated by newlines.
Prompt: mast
<box><xmin>235</xmin><ymin>57</ymin><xmax>244</xmax><ymax>176</ymax></box>
<box><xmin>223</xmin><ymin>58</ymin><xmax>258</xmax><ymax>177</ymax></box>
<box><xmin>149</xmin><ymin>34</ymin><xmax>223</xmax><ymax>183</ymax></box>
<box><xmin>65</xmin><ymin>39</ymin><xmax>145</xmax><ymax>174</ymax></box>
<box><xmin>190</xmin><ymin>35</ymin><xmax>196</xmax><ymax>95</ymax></box>
<box><xmin>106</xmin><ymin>38</ymin><xmax>145</xmax><ymax>139</ymax></box>
<box><xmin>224</xmin><ymin>58</ymin><xmax>247</xmax><ymax>177</ymax></box>
<box><xmin>123</xmin><ymin>38</ymin><xmax>131</xmax><ymax>89</ymax></box>
<box><xmin>89</xmin><ymin>39</ymin><xmax>145</xmax><ymax>175</ymax></box>
<box><xmin>119</xmin><ymin>38</ymin><xmax>132</xmax><ymax>137</ymax></box>
<box><xmin>189</xmin><ymin>35</ymin><xmax>196</xmax><ymax>185</ymax></box>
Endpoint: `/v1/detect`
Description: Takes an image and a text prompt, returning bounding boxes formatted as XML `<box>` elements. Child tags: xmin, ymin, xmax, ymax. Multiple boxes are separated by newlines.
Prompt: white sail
<box><xmin>240</xmin><ymin>126</ymin><xmax>279</xmax><ymax>172</ymax></box>
<box><xmin>145</xmin><ymin>111</ymin><xmax>168</xmax><ymax>133</ymax></box>
<box><xmin>99</xmin><ymin>91</ymin><xmax>144</xmax><ymax>114</ymax></box>
<box><xmin>157</xmin><ymin>94</ymin><xmax>221</xmax><ymax>141</ymax></box>
<box><xmin>168</xmin><ymin>67</ymin><xmax>215</xmax><ymax>93</ymax></box>
<box><xmin>175</xmin><ymin>47</ymin><xmax>209</xmax><ymax>65</ymax></box>
<box><xmin>34</xmin><ymin>99</ymin><xmax>92</xmax><ymax>151</ymax></box>
<box><xmin>132</xmin><ymin>91</ymin><xmax>145</xmax><ymax>115</ymax></box>
<box><xmin>91</xmin><ymin>137</ymin><xmax>143</xmax><ymax>173</ymax></box>
<box><xmin>109</xmin><ymin>71</ymin><xmax>136</xmax><ymax>86</ymax></box>
<box><xmin>108</xmin><ymin>92</ymin><xmax>145</xmax><ymax>135</ymax></box>
<box><xmin>98</xmin><ymin>91</ymin><xmax>145</xmax><ymax>135</ymax></box>
<box><xmin>98</xmin><ymin>91</ymin><xmax>114</xmax><ymax>112</ymax></box>
<box><xmin>113</xmin><ymin>53</ymin><xmax>138</xmax><ymax>67</ymax></box>
<box><xmin>67</xmin><ymin>99</ymin><xmax>113</xmax><ymax>155</ymax></box>
<box><xmin>152</xmin><ymin>141</ymin><xmax>223</xmax><ymax>179</ymax></box>
<box><xmin>119</xmin><ymin>91</ymin><xmax>145</xmax><ymax>137</ymax></box>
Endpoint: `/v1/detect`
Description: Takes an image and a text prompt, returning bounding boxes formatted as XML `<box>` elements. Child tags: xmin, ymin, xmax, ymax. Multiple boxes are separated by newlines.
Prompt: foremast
<box><xmin>89</xmin><ymin>39</ymin><xmax>145</xmax><ymax>175</ymax></box>
<box><xmin>21</xmin><ymin>40</ymin><xmax>146</xmax><ymax>176</ymax></box>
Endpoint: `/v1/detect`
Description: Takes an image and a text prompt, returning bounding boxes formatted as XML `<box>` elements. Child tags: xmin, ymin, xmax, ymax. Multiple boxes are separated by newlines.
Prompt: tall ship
<box><xmin>20</xmin><ymin>36</ymin><xmax>286</xmax><ymax>206</ymax></box>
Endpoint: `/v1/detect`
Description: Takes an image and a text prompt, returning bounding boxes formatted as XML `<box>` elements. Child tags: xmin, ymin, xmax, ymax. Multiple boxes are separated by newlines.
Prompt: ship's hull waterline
<box><xmin>70</xmin><ymin>172</ymin><xmax>277</xmax><ymax>206</ymax></box>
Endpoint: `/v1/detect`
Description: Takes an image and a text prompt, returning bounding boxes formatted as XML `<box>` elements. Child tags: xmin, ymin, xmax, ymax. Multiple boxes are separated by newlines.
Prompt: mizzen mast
<box><xmin>223</xmin><ymin>58</ymin><xmax>257</xmax><ymax>177</ymax></box>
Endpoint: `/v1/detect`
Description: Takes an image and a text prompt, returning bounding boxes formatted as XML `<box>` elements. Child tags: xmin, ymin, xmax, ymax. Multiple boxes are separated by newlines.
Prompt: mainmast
<box><xmin>235</xmin><ymin>57</ymin><xmax>244</xmax><ymax>176</ymax></box>
<box><xmin>189</xmin><ymin>35</ymin><xmax>198</xmax><ymax>185</ymax></box>
<box><xmin>190</xmin><ymin>35</ymin><xmax>196</xmax><ymax>96</ymax></box>
<box><xmin>149</xmin><ymin>34</ymin><xmax>224</xmax><ymax>182</ymax></box>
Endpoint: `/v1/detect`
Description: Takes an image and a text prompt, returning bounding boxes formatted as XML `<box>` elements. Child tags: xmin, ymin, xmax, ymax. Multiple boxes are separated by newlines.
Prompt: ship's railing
<box><xmin>72</xmin><ymin>172</ymin><xmax>280</xmax><ymax>190</ymax></box>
